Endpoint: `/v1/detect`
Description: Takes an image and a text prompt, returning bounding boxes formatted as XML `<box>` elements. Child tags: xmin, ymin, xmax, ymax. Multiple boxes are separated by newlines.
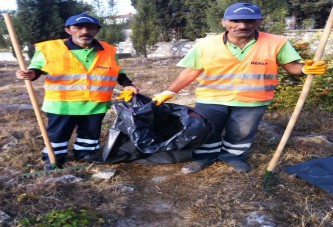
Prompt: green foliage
<box><xmin>183</xmin><ymin>0</ymin><xmax>211</xmax><ymax>40</ymax></box>
<box><xmin>270</xmin><ymin>41</ymin><xmax>333</xmax><ymax>112</ymax></box>
<box><xmin>0</xmin><ymin>12</ymin><xmax>9</xmax><ymax>49</ymax></box>
<box><xmin>15</xmin><ymin>0</ymin><xmax>92</xmax><ymax>59</ymax></box>
<box><xmin>131</xmin><ymin>0</ymin><xmax>159</xmax><ymax>58</ymax></box>
<box><xmin>17</xmin><ymin>208</ymin><xmax>102</xmax><ymax>226</ymax></box>
<box><xmin>205</xmin><ymin>1</ymin><xmax>224</xmax><ymax>34</ymax></box>
<box><xmin>287</xmin><ymin>0</ymin><xmax>332</xmax><ymax>29</ymax></box>
<box><xmin>270</xmin><ymin>71</ymin><xmax>333</xmax><ymax>112</ymax></box>
<box><xmin>95</xmin><ymin>0</ymin><xmax>126</xmax><ymax>44</ymax></box>
<box><xmin>154</xmin><ymin>0</ymin><xmax>187</xmax><ymax>41</ymax></box>
<box><xmin>307</xmin><ymin>69</ymin><xmax>333</xmax><ymax>111</ymax></box>
<box><xmin>269</xmin><ymin>79</ymin><xmax>303</xmax><ymax>111</ymax></box>
<box><xmin>97</xmin><ymin>22</ymin><xmax>125</xmax><ymax>45</ymax></box>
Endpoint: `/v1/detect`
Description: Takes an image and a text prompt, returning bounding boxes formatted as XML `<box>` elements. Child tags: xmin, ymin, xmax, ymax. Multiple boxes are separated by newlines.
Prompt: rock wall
<box><xmin>117</xmin><ymin>29</ymin><xmax>333</xmax><ymax>59</ymax></box>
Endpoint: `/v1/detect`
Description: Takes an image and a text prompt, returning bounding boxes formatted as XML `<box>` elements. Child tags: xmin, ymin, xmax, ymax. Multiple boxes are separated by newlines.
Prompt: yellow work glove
<box><xmin>152</xmin><ymin>90</ymin><xmax>176</xmax><ymax>106</ymax></box>
<box><xmin>302</xmin><ymin>60</ymin><xmax>327</xmax><ymax>75</ymax></box>
<box><xmin>116</xmin><ymin>90</ymin><xmax>134</xmax><ymax>102</ymax></box>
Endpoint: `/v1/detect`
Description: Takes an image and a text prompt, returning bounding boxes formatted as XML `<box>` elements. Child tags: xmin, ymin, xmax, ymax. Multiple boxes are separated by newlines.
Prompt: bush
<box><xmin>270</xmin><ymin>41</ymin><xmax>333</xmax><ymax>112</ymax></box>
<box><xmin>17</xmin><ymin>208</ymin><xmax>102</xmax><ymax>227</ymax></box>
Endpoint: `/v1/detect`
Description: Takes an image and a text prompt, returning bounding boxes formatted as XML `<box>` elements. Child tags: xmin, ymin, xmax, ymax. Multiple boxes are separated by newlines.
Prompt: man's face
<box><xmin>221</xmin><ymin>19</ymin><xmax>262</xmax><ymax>39</ymax></box>
<box><xmin>65</xmin><ymin>23</ymin><xmax>100</xmax><ymax>47</ymax></box>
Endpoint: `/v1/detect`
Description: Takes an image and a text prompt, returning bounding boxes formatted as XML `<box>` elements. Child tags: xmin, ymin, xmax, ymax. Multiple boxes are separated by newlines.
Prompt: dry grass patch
<box><xmin>0</xmin><ymin>59</ymin><xmax>332</xmax><ymax>226</ymax></box>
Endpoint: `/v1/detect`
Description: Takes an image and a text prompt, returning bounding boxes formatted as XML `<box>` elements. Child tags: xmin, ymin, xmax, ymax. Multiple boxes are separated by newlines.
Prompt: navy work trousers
<box><xmin>193</xmin><ymin>103</ymin><xmax>267</xmax><ymax>161</ymax></box>
<box><xmin>42</xmin><ymin>113</ymin><xmax>106</xmax><ymax>162</ymax></box>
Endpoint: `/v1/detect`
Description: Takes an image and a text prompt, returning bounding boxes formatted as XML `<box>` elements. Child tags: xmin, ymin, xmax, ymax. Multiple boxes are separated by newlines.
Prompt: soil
<box><xmin>0</xmin><ymin>58</ymin><xmax>332</xmax><ymax>226</ymax></box>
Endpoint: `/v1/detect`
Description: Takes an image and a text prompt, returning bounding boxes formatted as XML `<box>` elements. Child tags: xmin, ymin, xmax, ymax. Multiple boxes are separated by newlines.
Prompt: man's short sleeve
<box><xmin>176</xmin><ymin>44</ymin><xmax>203</xmax><ymax>70</ymax></box>
<box><xmin>28</xmin><ymin>49</ymin><xmax>46</xmax><ymax>70</ymax></box>
<box><xmin>277</xmin><ymin>40</ymin><xmax>302</xmax><ymax>65</ymax></box>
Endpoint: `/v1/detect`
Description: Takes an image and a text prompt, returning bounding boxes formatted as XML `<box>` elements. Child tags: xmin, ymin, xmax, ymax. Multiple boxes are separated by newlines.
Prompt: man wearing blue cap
<box><xmin>16</xmin><ymin>13</ymin><xmax>138</xmax><ymax>170</ymax></box>
<box><xmin>153</xmin><ymin>3</ymin><xmax>327</xmax><ymax>174</ymax></box>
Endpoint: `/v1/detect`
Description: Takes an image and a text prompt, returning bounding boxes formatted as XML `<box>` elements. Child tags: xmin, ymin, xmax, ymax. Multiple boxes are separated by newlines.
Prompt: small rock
<box><xmin>133</xmin><ymin>73</ymin><xmax>141</xmax><ymax>78</ymax></box>
<box><xmin>92</xmin><ymin>168</ymin><xmax>117</xmax><ymax>180</ymax></box>
<box><xmin>115</xmin><ymin>184</ymin><xmax>135</xmax><ymax>192</ymax></box>
<box><xmin>44</xmin><ymin>174</ymin><xmax>83</xmax><ymax>184</ymax></box>
<box><xmin>244</xmin><ymin>211</ymin><xmax>276</xmax><ymax>227</ymax></box>
<box><xmin>151</xmin><ymin>176</ymin><xmax>167</xmax><ymax>183</ymax></box>
<box><xmin>14</xmin><ymin>94</ymin><xmax>30</xmax><ymax>100</ymax></box>
<box><xmin>2</xmin><ymin>142</ymin><xmax>19</xmax><ymax>152</ymax></box>
<box><xmin>0</xmin><ymin>210</ymin><xmax>11</xmax><ymax>225</ymax></box>
<box><xmin>294</xmin><ymin>135</ymin><xmax>333</xmax><ymax>147</ymax></box>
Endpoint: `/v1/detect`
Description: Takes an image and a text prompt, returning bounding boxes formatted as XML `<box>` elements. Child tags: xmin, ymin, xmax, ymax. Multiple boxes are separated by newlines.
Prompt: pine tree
<box><xmin>96</xmin><ymin>0</ymin><xmax>125</xmax><ymax>45</ymax></box>
<box><xmin>287</xmin><ymin>0</ymin><xmax>332</xmax><ymax>29</ymax></box>
<box><xmin>131</xmin><ymin>0</ymin><xmax>159</xmax><ymax>58</ymax></box>
<box><xmin>16</xmin><ymin>0</ymin><xmax>92</xmax><ymax>58</ymax></box>
<box><xmin>0</xmin><ymin>11</ymin><xmax>9</xmax><ymax>49</ymax></box>
<box><xmin>154</xmin><ymin>0</ymin><xmax>187</xmax><ymax>41</ymax></box>
<box><xmin>183</xmin><ymin>0</ymin><xmax>211</xmax><ymax>40</ymax></box>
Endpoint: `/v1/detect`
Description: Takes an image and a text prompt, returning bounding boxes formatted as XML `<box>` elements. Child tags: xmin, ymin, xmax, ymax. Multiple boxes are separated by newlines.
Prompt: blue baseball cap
<box><xmin>65</xmin><ymin>13</ymin><xmax>102</xmax><ymax>28</ymax></box>
<box><xmin>223</xmin><ymin>2</ymin><xmax>262</xmax><ymax>20</ymax></box>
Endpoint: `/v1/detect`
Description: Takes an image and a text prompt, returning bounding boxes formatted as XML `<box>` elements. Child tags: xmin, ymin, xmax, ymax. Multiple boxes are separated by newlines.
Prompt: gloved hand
<box><xmin>302</xmin><ymin>60</ymin><xmax>327</xmax><ymax>75</ymax></box>
<box><xmin>152</xmin><ymin>90</ymin><xmax>176</xmax><ymax>106</ymax></box>
<box><xmin>116</xmin><ymin>90</ymin><xmax>134</xmax><ymax>102</ymax></box>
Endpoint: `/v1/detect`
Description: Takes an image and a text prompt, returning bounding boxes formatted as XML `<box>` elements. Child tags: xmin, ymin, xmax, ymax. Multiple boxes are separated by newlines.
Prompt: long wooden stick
<box><xmin>266</xmin><ymin>7</ymin><xmax>333</xmax><ymax>173</ymax></box>
<box><xmin>3</xmin><ymin>13</ymin><xmax>56</xmax><ymax>165</ymax></box>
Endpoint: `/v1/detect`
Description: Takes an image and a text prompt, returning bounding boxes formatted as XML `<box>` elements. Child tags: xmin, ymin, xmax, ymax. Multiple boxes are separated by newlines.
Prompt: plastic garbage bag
<box><xmin>284</xmin><ymin>156</ymin><xmax>333</xmax><ymax>194</ymax></box>
<box><xmin>103</xmin><ymin>94</ymin><xmax>212</xmax><ymax>164</ymax></box>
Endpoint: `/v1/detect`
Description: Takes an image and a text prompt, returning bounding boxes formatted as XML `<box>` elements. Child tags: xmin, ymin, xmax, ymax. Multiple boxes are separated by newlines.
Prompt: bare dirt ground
<box><xmin>0</xmin><ymin>58</ymin><xmax>333</xmax><ymax>226</ymax></box>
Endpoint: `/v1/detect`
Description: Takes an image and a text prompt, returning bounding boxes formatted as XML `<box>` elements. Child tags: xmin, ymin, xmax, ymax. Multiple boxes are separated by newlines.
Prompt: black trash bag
<box><xmin>104</xmin><ymin>94</ymin><xmax>212</xmax><ymax>164</ymax></box>
<box><xmin>114</xmin><ymin>94</ymin><xmax>212</xmax><ymax>153</ymax></box>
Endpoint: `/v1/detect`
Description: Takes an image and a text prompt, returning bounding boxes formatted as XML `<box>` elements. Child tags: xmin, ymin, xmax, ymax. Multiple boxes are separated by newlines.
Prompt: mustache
<box><xmin>79</xmin><ymin>34</ymin><xmax>93</xmax><ymax>39</ymax></box>
<box><xmin>234</xmin><ymin>29</ymin><xmax>251</xmax><ymax>32</ymax></box>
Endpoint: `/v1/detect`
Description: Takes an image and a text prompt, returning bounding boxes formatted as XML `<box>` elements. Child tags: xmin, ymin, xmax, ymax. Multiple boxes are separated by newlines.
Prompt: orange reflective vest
<box><xmin>196</xmin><ymin>32</ymin><xmax>288</xmax><ymax>102</ymax></box>
<box><xmin>36</xmin><ymin>39</ymin><xmax>120</xmax><ymax>102</ymax></box>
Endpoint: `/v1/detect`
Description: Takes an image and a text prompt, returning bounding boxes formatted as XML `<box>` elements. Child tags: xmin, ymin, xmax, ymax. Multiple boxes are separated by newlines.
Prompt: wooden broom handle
<box><xmin>3</xmin><ymin>13</ymin><xmax>56</xmax><ymax>164</ymax></box>
<box><xmin>266</xmin><ymin>7</ymin><xmax>333</xmax><ymax>172</ymax></box>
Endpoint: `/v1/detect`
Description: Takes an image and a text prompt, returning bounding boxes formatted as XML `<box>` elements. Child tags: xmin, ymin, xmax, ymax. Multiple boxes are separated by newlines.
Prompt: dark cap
<box><xmin>223</xmin><ymin>2</ymin><xmax>262</xmax><ymax>20</ymax></box>
<box><xmin>65</xmin><ymin>13</ymin><xmax>102</xmax><ymax>28</ymax></box>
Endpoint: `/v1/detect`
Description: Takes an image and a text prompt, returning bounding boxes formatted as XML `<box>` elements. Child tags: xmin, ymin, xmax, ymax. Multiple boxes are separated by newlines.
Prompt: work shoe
<box><xmin>181</xmin><ymin>161</ymin><xmax>210</xmax><ymax>174</ymax></box>
<box><xmin>77</xmin><ymin>154</ymin><xmax>102</xmax><ymax>164</ymax></box>
<box><xmin>222</xmin><ymin>159</ymin><xmax>251</xmax><ymax>172</ymax></box>
<box><xmin>44</xmin><ymin>162</ymin><xmax>63</xmax><ymax>171</ymax></box>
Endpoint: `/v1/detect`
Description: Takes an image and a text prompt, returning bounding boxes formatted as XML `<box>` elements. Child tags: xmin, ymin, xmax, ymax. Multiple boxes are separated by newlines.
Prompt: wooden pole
<box><xmin>3</xmin><ymin>13</ymin><xmax>56</xmax><ymax>165</ymax></box>
<box><xmin>265</xmin><ymin>7</ymin><xmax>333</xmax><ymax>174</ymax></box>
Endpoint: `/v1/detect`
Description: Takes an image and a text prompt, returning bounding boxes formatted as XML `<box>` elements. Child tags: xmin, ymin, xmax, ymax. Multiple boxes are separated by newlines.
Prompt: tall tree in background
<box><xmin>154</xmin><ymin>0</ymin><xmax>187</xmax><ymax>41</ymax></box>
<box><xmin>98</xmin><ymin>0</ymin><xmax>125</xmax><ymax>45</ymax></box>
<box><xmin>16</xmin><ymin>0</ymin><xmax>62</xmax><ymax>58</ymax></box>
<box><xmin>16</xmin><ymin>0</ymin><xmax>91</xmax><ymax>59</ymax></box>
<box><xmin>287</xmin><ymin>0</ymin><xmax>332</xmax><ymax>29</ymax></box>
<box><xmin>183</xmin><ymin>0</ymin><xmax>211</xmax><ymax>40</ymax></box>
<box><xmin>131</xmin><ymin>0</ymin><xmax>158</xmax><ymax>58</ymax></box>
<box><xmin>0</xmin><ymin>11</ymin><xmax>11</xmax><ymax>48</ymax></box>
<box><xmin>205</xmin><ymin>0</ymin><xmax>225</xmax><ymax>34</ymax></box>
<box><xmin>252</xmin><ymin>0</ymin><xmax>288</xmax><ymax>34</ymax></box>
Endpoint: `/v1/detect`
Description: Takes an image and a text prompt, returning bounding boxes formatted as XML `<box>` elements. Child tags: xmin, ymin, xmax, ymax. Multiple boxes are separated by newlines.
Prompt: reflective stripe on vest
<box><xmin>196</xmin><ymin>32</ymin><xmax>287</xmax><ymax>102</ymax></box>
<box><xmin>36</xmin><ymin>39</ymin><xmax>120</xmax><ymax>102</ymax></box>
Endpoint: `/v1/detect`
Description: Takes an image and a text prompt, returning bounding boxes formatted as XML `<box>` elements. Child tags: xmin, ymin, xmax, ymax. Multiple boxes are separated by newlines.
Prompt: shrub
<box><xmin>17</xmin><ymin>208</ymin><xmax>102</xmax><ymax>227</ymax></box>
<box><xmin>269</xmin><ymin>40</ymin><xmax>333</xmax><ymax>112</ymax></box>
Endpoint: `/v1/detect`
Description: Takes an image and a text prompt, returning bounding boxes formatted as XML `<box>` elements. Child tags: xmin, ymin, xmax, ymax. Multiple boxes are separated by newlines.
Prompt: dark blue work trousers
<box><xmin>193</xmin><ymin>103</ymin><xmax>267</xmax><ymax>161</ymax></box>
<box><xmin>42</xmin><ymin>113</ymin><xmax>105</xmax><ymax>162</ymax></box>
